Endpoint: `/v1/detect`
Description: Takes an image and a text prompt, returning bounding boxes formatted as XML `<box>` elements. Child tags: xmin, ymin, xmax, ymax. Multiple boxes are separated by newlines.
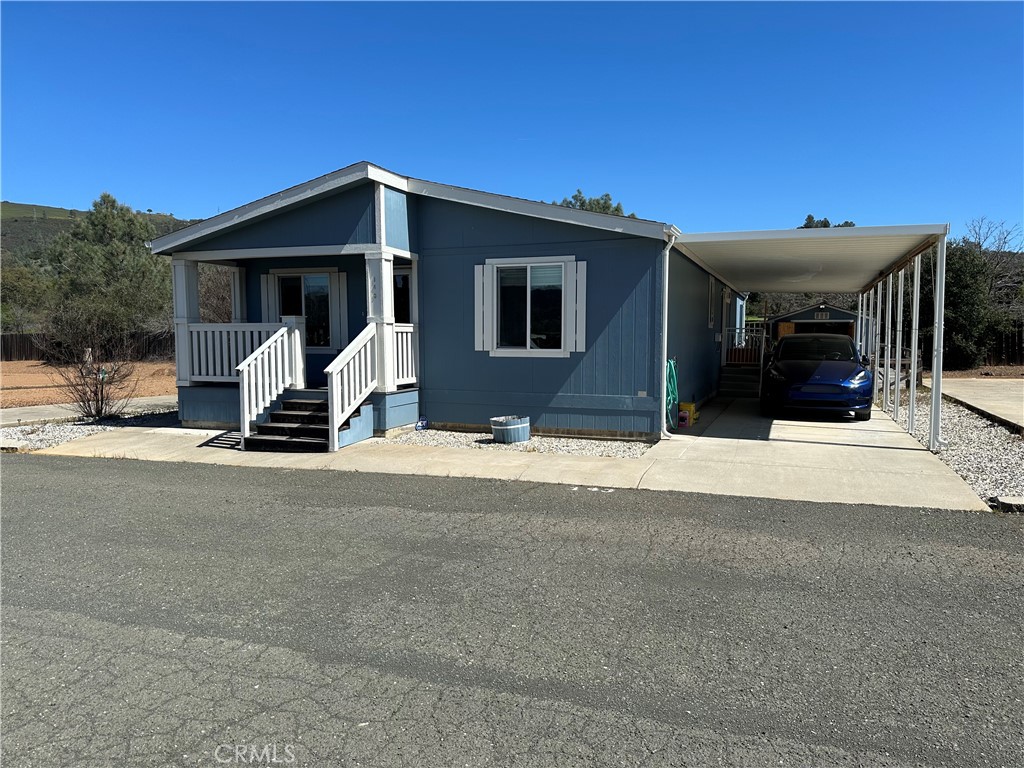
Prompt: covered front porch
<box><xmin>169</xmin><ymin>246</ymin><xmax>420</xmax><ymax>450</ymax></box>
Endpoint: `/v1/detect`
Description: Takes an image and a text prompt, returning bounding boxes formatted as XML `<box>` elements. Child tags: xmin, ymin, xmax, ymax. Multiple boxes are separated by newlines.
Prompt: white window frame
<box><xmin>474</xmin><ymin>255</ymin><xmax>586</xmax><ymax>358</ymax></box>
<box><xmin>261</xmin><ymin>268</ymin><xmax>347</xmax><ymax>353</ymax></box>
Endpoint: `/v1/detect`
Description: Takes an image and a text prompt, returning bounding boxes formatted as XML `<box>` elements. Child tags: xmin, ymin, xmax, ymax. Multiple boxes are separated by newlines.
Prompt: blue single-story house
<box><xmin>151</xmin><ymin>162</ymin><xmax>866</xmax><ymax>450</ymax></box>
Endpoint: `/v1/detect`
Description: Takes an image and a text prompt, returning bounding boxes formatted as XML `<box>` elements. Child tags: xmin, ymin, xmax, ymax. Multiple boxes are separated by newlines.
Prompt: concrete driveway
<box><xmin>936</xmin><ymin>377</ymin><xmax>1024</xmax><ymax>431</ymax></box>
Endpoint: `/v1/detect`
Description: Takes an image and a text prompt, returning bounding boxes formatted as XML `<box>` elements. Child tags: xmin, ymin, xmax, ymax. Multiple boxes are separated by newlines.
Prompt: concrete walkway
<box><xmin>0</xmin><ymin>395</ymin><xmax>178</xmax><ymax>427</ymax></box>
<box><xmin>933</xmin><ymin>378</ymin><xmax>1024</xmax><ymax>432</ymax></box>
<box><xmin>36</xmin><ymin>398</ymin><xmax>988</xmax><ymax>511</ymax></box>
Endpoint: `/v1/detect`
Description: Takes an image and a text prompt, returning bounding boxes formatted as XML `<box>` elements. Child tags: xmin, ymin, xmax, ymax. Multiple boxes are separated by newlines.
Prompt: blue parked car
<box><xmin>760</xmin><ymin>334</ymin><xmax>874</xmax><ymax>420</ymax></box>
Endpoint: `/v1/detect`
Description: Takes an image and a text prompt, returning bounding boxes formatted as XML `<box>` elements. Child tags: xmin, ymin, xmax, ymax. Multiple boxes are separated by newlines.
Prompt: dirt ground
<box><xmin>0</xmin><ymin>360</ymin><xmax>177</xmax><ymax>408</ymax></box>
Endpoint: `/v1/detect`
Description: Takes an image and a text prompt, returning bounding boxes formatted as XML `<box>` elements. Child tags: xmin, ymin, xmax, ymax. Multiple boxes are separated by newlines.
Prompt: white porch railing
<box><xmin>237</xmin><ymin>324</ymin><xmax>306</xmax><ymax>449</ymax></box>
<box><xmin>325</xmin><ymin>324</ymin><xmax>378</xmax><ymax>451</ymax></box>
<box><xmin>394</xmin><ymin>323</ymin><xmax>418</xmax><ymax>386</ymax></box>
<box><xmin>188</xmin><ymin>323</ymin><xmax>282</xmax><ymax>382</ymax></box>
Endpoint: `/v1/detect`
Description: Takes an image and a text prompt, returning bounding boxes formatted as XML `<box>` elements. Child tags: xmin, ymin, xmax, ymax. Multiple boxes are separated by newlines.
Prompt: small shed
<box><xmin>767</xmin><ymin>303</ymin><xmax>858</xmax><ymax>341</ymax></box>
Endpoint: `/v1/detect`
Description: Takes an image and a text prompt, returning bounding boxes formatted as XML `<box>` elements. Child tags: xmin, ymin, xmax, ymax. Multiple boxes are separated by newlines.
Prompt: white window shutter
<box><xmin>482</xmin><ymin>264</ymin><xmax>496</xmax><ymax>351</ymax></box>
<box><xmin>474</xmin><ymin>265</ymin><xmax>484</xmax><ymax>351</ymax></box>
<box><xmin>572</xmin><ymin>261</ymin><xmax>587</xmax><ymax>352</ymax></box>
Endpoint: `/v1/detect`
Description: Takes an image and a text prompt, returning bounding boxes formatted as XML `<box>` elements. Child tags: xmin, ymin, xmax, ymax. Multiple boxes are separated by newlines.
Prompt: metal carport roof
<box><xmin>662</xmin><ymin>222</ymin><xmax>952</xmax><ymax>453</ymax></box>
<box><xmin>675</xmin><ymin>224</ymin><xmax>949</xmax><ymax>294</ymax></box>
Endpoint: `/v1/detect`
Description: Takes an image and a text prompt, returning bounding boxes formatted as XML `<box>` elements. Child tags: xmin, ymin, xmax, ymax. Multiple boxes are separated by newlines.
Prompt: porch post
<box><xmin>366</xmin><ymin>250</ymin><xmax>397</xmax><ymax>392</ymax></box>
<box><xmin>171</xmin><ymin>258</ymin><xmax>200</xmax><ymax>386</ymax></box>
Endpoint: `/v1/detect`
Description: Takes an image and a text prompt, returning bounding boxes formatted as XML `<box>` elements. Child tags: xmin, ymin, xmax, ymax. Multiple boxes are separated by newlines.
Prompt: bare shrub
<box><xmin>39</xmin><ymin>304</ymin><xmax>141</xmax><ymax>418</ymax></box>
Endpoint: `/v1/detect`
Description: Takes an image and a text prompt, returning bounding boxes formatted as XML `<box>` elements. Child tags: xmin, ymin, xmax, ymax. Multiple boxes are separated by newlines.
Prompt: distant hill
<box><xmin>1</xmin><ymin>201</ymin><xmax>198</xmax><ymax>263</ymax></box>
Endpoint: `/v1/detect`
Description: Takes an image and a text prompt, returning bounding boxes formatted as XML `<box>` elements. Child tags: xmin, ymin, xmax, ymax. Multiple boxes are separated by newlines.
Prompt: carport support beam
<box><xmin>929</xmin><ymin>234</ymin><xmax>948</xmax><ymax>452</ymax></box>
<box><xmin>908</xmin><ymin>254</ymin><xmax>921</xmax><ymax>433</ymax></box>
<box><xmin>883</xmin><ymin>273</ymin><xmax>893</xmax><ymax>412</ymax></box>
<box><xmin>894</xmin><ymin>268</ymin><xmax>904</xmax><ymax>422</ymax></box>
<box><xmin>873</xmin><ymin>283</ymin><xmax>883</xmax><ymax>404</ymax></box>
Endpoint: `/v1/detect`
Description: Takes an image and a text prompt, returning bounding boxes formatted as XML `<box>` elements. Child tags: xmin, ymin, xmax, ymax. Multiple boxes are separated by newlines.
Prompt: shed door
<box><xmin>778</xmin><ymin>321</ymin><xmax>796</xmax><ymax>339</ymax></box>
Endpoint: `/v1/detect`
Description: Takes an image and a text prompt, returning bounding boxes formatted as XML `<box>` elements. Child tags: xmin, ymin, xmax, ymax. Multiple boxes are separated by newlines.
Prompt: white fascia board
<box><xmin>680</xmin><ymin>223</ymin><xmax>949</xmax><ymax>245</ymax></box>
<box><xmin>150</xmin><ymin>162</ymin><xmax>376</xmax><ymax>254</ymax></box>
<box><xmin>405</xmin><ymin>177</ymin><xmax>669</xmax><ymax>240</ymax></box>
<box><xmin>173</xmin><ymin>244</ymin><xmax>377</xmax><ymax>261</ymax></box>
<box><xmin>366</xmin><ymin>166</ymin><xmax>410</xmax><ymax>192</ymax></box>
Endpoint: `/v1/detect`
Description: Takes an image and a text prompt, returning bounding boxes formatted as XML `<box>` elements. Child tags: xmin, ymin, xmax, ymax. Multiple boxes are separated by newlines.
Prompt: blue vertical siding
<box><xmin>415</xmin><ymin>198</ymin><xmax>663</xmax><ymax>436</ymax></box>
<box><xmin>179</xmin><ymin>182</ymin><xmax>375</xmax><ymax>251</ymax></box>
<box><xmin>666</xmin><ymin>252</ymin><xmax>724</xmax><ymax>405</ymax></box>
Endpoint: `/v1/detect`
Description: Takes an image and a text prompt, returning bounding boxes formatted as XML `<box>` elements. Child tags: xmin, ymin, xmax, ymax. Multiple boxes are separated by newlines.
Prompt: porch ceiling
<box><xmin>676</xmin><ymin>224</ymin><xmax>949</xmax><ymax>294</ymax></box>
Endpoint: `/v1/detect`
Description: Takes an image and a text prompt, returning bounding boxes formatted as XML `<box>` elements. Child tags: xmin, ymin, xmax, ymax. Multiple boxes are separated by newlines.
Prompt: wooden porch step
<box><xmin>280</xmin><ymin>398</ymin><xmax>328</xmax><ymax>412</ymax></box>
<box><xmin>256</xmin><ymin>422</ymin><xmax>338</xmax><ymax>439</ymax></box>
<box><xmin>269</xmin><ymin>410</ymin><xmax>330</xmax><ymax>425</ymax></box>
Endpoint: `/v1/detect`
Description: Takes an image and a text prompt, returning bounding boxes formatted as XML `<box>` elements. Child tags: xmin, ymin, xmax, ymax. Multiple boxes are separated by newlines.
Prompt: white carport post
<box><xmin>894</xmin><ymin>268</ymin><xmax>905</xmax><ymax>422</ymax></box>
<box><xmin>868</xmin><ymin>287</ymin><xmax>876</xmax><ymax>359</ymax></box>
<box><xmin>908</xmin><ymin>254</ymin><xmax>922</xmax><ymax>433</ymax></box>
<box><xmin>856</xmin><ymin>293</ymin><xmax>864</xmax><ymax>352</ymax></box>
<box><xmin>883</xmin><ymin>273</ymin><xmax>893</xmax><ymax>412</ymax></box>
<box><xmin>929</xmin><ymin>235</ymin><xmax>948</xmax><ymax>452</ymax></box>
<box><xmin>873</xmin><ymin>282</ymin><xmax>883</xmax><ymax>404</ymax></box>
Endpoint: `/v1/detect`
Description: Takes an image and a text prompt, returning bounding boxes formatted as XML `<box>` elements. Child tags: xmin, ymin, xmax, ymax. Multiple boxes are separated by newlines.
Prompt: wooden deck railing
<box><xmin>237</xmin><ymin>325</ymin><xmax>305</xmax><ymax>449</ymax></box>
<box><xmin>188</xmin><ymin>323</ymin><xmax>282</xmax><ymax>382</ymax></box>
<box><xmin>325</xmin><ymin>324</ymin><xmax>378</xmax><ymax>452</ymax></box>
<box><xmin>394</xmin><ymin>324</ymin><xmax>418</xmax><ymax>386</ymax></box>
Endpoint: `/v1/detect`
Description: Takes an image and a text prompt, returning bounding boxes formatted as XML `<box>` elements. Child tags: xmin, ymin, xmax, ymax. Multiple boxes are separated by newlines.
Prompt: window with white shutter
<box><xmin>474</xmin><ymin>255</ymin><xmax>586</xmax><ymax>358</ymax></box>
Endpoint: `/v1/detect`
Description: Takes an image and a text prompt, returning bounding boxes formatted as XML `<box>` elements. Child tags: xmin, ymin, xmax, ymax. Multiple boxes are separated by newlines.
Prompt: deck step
<box><xmin>243</xmin><ymin>434</ymin><xmax>329</xmax><ymax>452</ymax></box>
<box><xmin>255</xmin><ymin>422</ymin><xmax>338</xmax><ymax>439</ymax></box>
<box><xmin>280</xmin><ymin>398</ymin><xmax>328</xmax><ymax>412</ymax></box>
<box><xmin>269</xmin><ymin>410</ymin><xmax>330</xmax><ymax>425</ymax></box>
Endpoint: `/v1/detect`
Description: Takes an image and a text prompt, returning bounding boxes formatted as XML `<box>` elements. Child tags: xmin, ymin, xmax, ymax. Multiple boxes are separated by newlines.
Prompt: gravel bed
<box><xmin>892</xmin><ymin>393</ymin><xmax>1024</xmax><ymax>501</ymax></box>
<box><xmin>370</xmin><ymin>428</ymin><xmax>653</xmax><ymax>459</ymax></box>
<box><xmin>1</xmin><ymin>410</ymin><xmax>178</xmax><ymax>451</ymax></box>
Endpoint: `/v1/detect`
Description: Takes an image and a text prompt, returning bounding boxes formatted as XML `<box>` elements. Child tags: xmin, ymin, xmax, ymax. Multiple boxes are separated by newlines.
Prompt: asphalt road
<box><xmin>2</xmin><ymin>454</ymin><xmax>1022</xmax><ymax>767</ymax></box>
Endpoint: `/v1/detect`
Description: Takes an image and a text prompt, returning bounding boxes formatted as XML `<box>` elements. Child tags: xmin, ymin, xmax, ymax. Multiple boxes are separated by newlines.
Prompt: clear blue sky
<box><xmin>2</xmin><ymin>2</ymin><xmax>1022</xmax><ymax>237</ymax></box>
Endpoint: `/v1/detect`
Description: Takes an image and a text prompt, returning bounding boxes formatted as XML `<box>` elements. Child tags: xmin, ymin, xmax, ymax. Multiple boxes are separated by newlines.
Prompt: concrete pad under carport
<box><xmin>643</xmin><ymin>399</ymin><xmax>987</xmax><ymax>510</ymax></box>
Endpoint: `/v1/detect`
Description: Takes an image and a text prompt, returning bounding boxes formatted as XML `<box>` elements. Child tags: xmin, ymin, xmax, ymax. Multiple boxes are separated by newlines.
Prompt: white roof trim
<box><xmin>404</xmin><ymin>177</ymin><xmax>668</xmax><ymax>240</ymax></box>
<box><xmin>151</xmin><ymin>162</ymin><xmax>376</xmax><ymax>253</ymax></box>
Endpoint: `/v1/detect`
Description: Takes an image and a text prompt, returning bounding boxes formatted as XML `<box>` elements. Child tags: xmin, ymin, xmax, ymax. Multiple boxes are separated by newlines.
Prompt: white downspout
<box><xmin>660</xmin><ymin>233</ymin><xmax>678</xmax><ymax>440</ymax></box>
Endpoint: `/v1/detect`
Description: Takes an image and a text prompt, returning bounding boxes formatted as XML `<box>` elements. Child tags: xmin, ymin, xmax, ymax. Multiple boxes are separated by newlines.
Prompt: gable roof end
<box><xmin>149</xmin><ymin>162</ymin><xmax>679</xmax><ymax>255</ymax></box>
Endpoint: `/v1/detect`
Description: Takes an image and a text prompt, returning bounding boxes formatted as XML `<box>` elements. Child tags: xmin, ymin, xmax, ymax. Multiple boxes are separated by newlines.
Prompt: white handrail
<box><xmin>237</xmin><ymin>327</ymin><xmax>293</xmax><ymax>449</ymax></box>
<box><xmin>325</xmin><ymin>324</ymin><xmax>378</xmax><ymax>451</ymax></box>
